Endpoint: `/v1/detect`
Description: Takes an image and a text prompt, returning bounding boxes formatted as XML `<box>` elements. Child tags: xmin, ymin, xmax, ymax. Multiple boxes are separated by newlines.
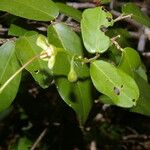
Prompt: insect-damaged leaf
<box><xmin>90</xmin><ymin>60</ymin><xmax>139</xmax><ymax>108</ymax></box>
<box><xmin>81</xmin><ymin>7</ymin><xmax>114</xmax><ymax>53</ymax></box>
<box><xmin>15</xmin><ymin>33</ymin><xmax>52</xmax><ymax>88</ymax></box>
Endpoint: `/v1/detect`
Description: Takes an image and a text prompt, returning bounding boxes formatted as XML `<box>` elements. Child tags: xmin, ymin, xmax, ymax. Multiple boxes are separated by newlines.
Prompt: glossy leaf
<box><xmin>131</xmin><ymin>74</ymin><xmax>150</xmax><ymax>116</ymax></box>
<box><xmin>118</xmin><ymin>47</ymin><xmax>141</xmax><ymax>77</ymax></box>
<box><xmin>90</xmin><ymin>60</ymin><xmax>139</xmax><ymax>108</ymax></box>
<box><xmin>15</xmin><ymin>33</ymin><xmax>52</xmax><ymax>88</ymax></box>
<box><xmin>56</xmin><ymin>2</ymin><xmax>82</xmax><ymax>22</ymax></box>
<box><xmin>0</xmin><ymin>42</ymin><xmax>21</xmax><ymax>112</ymax></box>
<box><xmin>81</xmin><ymin>7</ymin><xmax>114</xmax><ymax>53</ymax></box>
<box><xmin>56</xmin><ymin>79</ymin><xmax>92</xmax><ymax>124</ymax></box>
<box><xmin>0</xmin><ymin>0</ymin><xmax>59</xmax><ymax>21</ymax></box>
<box><xmin>48</xmin><ymin>23</ymin><xmax>91</xmax><ymax>124</ymax></box>
<box><xmin>122</xmin><ymin>3</ymin><xmax>150</xmax><ymax>27</ymax></box>
<box><xmin>48</xmin><ymin>23</ymin><xmax>83</xmax><ymax>56</ymax></box>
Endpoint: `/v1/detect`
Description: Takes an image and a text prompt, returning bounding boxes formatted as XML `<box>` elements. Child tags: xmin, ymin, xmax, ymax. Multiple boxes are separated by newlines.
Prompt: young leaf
<box><xmin>118</xmin><ymin>47</ymin><xmax>141</xmax><ymax>77</ymax></box>
<box><xmin>122</xmin><ymin>3</ymin><xmax>150</xmax><ymax>27</ymax></box>
<box><xmin>15</xmin><ymin>33</ymin><xmax>52</xmax><ymax>88</ymax></box>
<box><xmin>0</xmin><ymin>41</ymin><xmax>21</xmax><ymax>112</ymax></box>
<box><xmin>90</xmin><ymin>60</ymin><xmax>139</xmax><ymax>108</ymax></box>
<box><xmin>0</xmin><ymin>0</ymin><xmax>59</xmax><ymax>21</ymax></box>
<box><xmin>81</xmin><ymin>7</ymin><xmax>114</xmax><ymax>53</ymax></box>
<box><xmin>56</xmin><ymin>2</ymin><xmax>82</xmax><ymax>22</ymax></box>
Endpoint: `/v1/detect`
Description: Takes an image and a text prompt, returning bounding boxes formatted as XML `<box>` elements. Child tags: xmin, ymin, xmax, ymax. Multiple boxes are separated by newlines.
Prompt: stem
<box><xmin>0</xmin><ymin>53</ymin><xmax>46</xmax><ymax>94</ymax></box>
<box><xmin>111</xmin><ymin>35</ymin><xmax>123</xmax><ymax>51</ymax></box>
<box><xmin>76</xmin><ymin>53</ymin><xmax>100</xmax><ymax>63</ymax></box>
<box><xmin>114</xmin><ymin>14</ymin><xmax>133</xmax><ymax>22</ymax></box>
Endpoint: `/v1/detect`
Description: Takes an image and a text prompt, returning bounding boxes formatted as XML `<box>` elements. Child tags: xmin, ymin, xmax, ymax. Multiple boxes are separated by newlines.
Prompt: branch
<box><xmin>114</xmin><ymin>14</ymin><xmax>133</xmax><ymax>22</ymax></box>
<box><xmin>111</xmin><ymin>10</ymin><xmax>141</xmax><ymax>28</ymax></box>
<box><xmin>67</xmin><ymin>2</ymin><xmax>96</xmax><ymax>9</ymax></box>
<box><xmin>111</xmin><ymin>35</ymin><xmax>123</xmax><ymax>51</ymax></box>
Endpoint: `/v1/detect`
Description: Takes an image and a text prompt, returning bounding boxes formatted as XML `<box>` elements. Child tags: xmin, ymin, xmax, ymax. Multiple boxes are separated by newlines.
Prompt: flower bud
<box><xmin>68</xmin><ymin>57</ymin><xmax>77</xmax><ymax>82</ymax></box>
<box><xmin>68</xmin><ymin>67</ymin><xmax>78</xmax><ymax>82</ymax></box>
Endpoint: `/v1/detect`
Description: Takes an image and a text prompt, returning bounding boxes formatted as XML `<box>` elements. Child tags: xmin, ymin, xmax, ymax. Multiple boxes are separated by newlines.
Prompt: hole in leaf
<box><xmin>69</xmin><ymin>92</ymin><xmax>77</xmax><ymax>103</ymax></box>
<box><xmin>132</xmin><ymin>99</ymin><xmax>136</xmax><ymax>102</ymax></box>
<box><xmin>100</xmin><ymin>25</ymin><xmax>107</xmax><ymax>32</ymax></box>
<box><xmin>101</xmin><ymin>7</ymin><xmax>107</xmax><ymax>12</ymax></box>
<box><xmin>114</xmin><ymin>87</ymin><xmax>120</xmax><ymax>95</ymax></box>
<box><xmin>106</xmin><ymin>17</ymin><xmax>112</xmax><ymax>22</ymax></box>
<box><xmin>34</xmin><ymin>70</ymin><xmax>39</xmax><ymax>74</ymax></box>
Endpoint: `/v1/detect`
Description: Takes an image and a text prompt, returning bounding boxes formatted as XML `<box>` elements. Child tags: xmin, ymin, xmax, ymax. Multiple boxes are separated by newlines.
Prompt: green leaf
<box><xmin>56</xmin><ymin>78</ymin><xmax>92</xmax><ymax>124</ymax></box>
<box><xmin>90</xmin><ymin>60</ymin><xmax>139</xmax><ymax>108</ymax></box>
<box><xmin>15</xmin><ymin>33</ymin><xmax>52</xmax><ymax>88</ymax></box>
<box><xmin>56</xmin><ymin>3</ymin><xmax>82</xmax><ymax>22</ymax></box>
<box><xmin>131</xmin><ymin>74</ymin><xmax>150</xmax><ymax>116</ymax></box>
<box><xmin>122</xmin><ymin>3</ymin><xmax>150</xmax><ymax>27</ymax></box>
<box><xmin>8</xmin><ymin>24</ymin><xmax>28</xmax><ymax>37</ymax></box>
<box><xmin>118</xmin><ymin>47</ymin><xmax>141</xmax><ymax>77</ymax></box>
<box><xmin>48</xmin><ymin>23</ymin><xmax>83</xmax><ymax>56</ymax></box>
<box><xmin>0</xmin><ymin>41</ymin><xmax>21</xmax><ymax>112</ymax></box>
<box><xmin>9</xmin><ymin>137</ymin><xmax>32</xmax><ymax>150</ymax></box>
<box><xmin>0</xmin><ymin>0</ymin><xmax>59</xmax><ymax>21</ymax></box>
<box><xmin>81</xmin><ymin>7</ymin><xmax>114</xmax><ymax>53</ymax></box>
<box><xmin>48</xmin><ymin>23</ymin><xmax>92</xmax><ymax>124</ymax></box>
<box><xmin>136</xmin><ymin>65</ymin><xmax>148</xmax><ymax>81</ymax></box>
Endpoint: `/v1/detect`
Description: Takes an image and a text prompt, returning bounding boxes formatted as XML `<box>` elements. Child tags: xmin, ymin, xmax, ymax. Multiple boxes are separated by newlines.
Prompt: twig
<box><xmin>114</xmin><ymin>14</ymin><xmax>133</xmax><ymax>22</ymax></box>
<box><xmin>67</xmin><ymin>2</ymin><xmax>96</xmax><ymax>9</ymax></box>
<box><xmin>0</xmin><ymin>37</ymin><xmax>16</xmax><ymax>45</ymax></box>
<box><xmin>111</xmin><ymin>35</ymin><xmax>123</xmax><ymax>51</ymax></box>
<box><xmin>142</xmin><ymin>52</ymin><xmax>150</xmax><ymax>57</ymax></box>
<box><xmin>137</xmin><ymin>33</ymin><xmax>146</xmax><ymax>52</ymax></box>
<box><xmin>111</xmin><ymin>10</ymin><xmax>141</xmax><ymax>28</ymax></box>
<box><xmin>30</xmin><ymin>128</ymin><xmax>48</xmax><ymax>150</ymax></box>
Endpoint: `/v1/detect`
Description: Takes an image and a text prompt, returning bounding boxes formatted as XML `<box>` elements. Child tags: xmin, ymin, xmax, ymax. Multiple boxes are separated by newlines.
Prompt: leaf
<box><xmin>131</xmin><ymin>74</ymin><xmax>150</xmax><ymax>116</ymax></box>
<box><xmin>15</xmin><ymin>33</ymin><xmax>52</xmax><ymax>88</ymax></box>
<box><xmin>90</xmin><ymin>60</ymin><xmax>139</xmax><ymax>108</ymax></box>
<box><xmin>48</xmin><ymin>23</ymin><xmax>83</xmax><ymax>56</ymax></box>
<box><xmin>9</xmin><ymin>137</ymin><xmax>32</xmax><ymax>150</ymax></box>
<box><xmin>118</xmin><ymin>47</ymin><xmax>141</xmax><ymax>77</ymax></box>
<box><xmin>0</xmin><ymin>41</ymin><xmax>21</xmax><ymax>112</ymax></box>
<box><xmin>122</xmin><ymin>3</ymin><xmax>150</xmax><ymax>27</ymax></box>
<box><xmin>0</xmin><ymin>0</ymin><xmax>59</xmax><ymax>21</ymax></box>
<box><xmin>56</xmin><ymin>78</ymin><xmax>92</xmax><ymax>124</ymax></box>
<box><xmin>136</xmin><ymin>65</ymin><xmax>148</xmax><ymax>81</ymax></box>
<box><xmin>48</xmin><ymin>23</ymin><xmax>92</xmax><ymax>124</ymax></box>
<box><xmin>81</xmin><ymin>7</ymin><xmax>114</xmax><ymax>53</ymax></box>
<box><xmin>8</xmin><ymin>24</ymin><xmax>28</xmax><ymax>36</ymax></box>
<box><xmin>56</xmin><ymin>2</ymin><xmax>82</xmax><ymax>22</ymax></box>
